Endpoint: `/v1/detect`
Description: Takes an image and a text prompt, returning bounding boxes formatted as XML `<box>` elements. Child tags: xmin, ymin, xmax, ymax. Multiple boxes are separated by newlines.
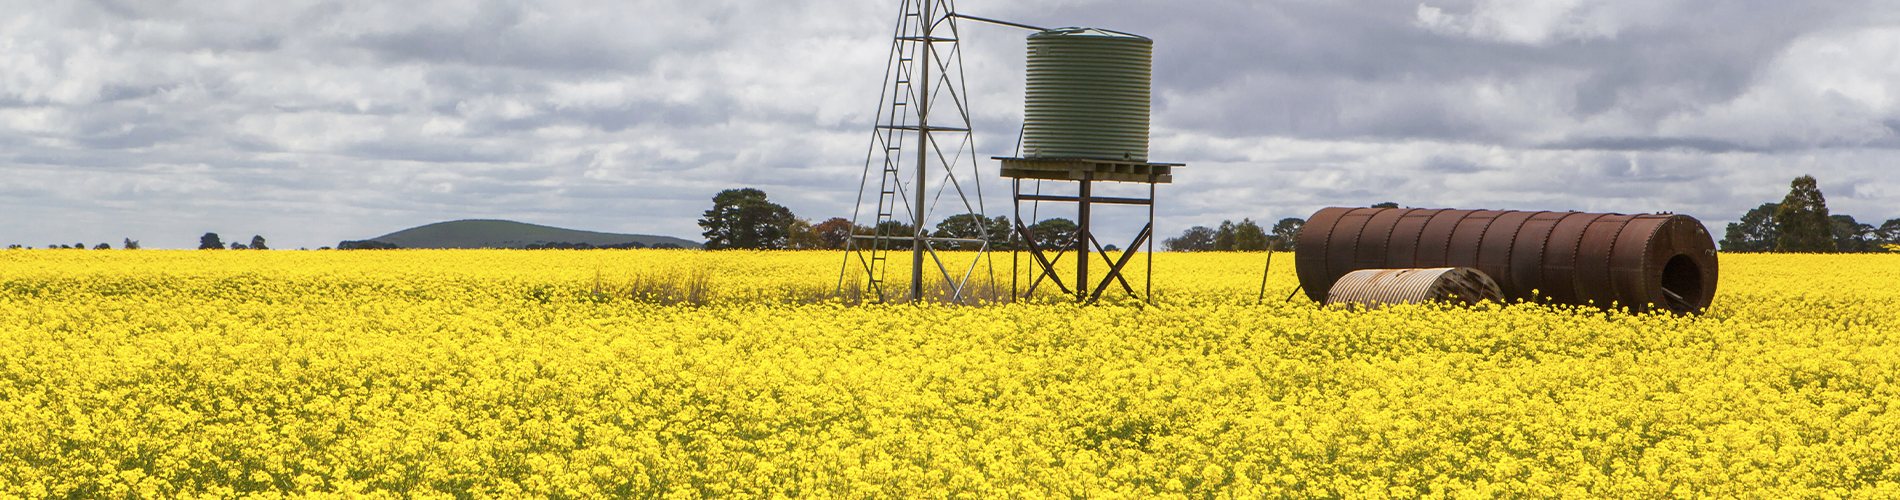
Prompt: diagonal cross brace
<box><xmin>1087</xmin><ymin>223</ymin><xmax>1153</xmax><ymax>304</ymax></box>
<box><xmin>1015</xmin><ymin>221</ymin><xmax>1073</xmax><ymax>297</ymax></box>
<box><xmin>1025</xmin><ymin>248</ymin><xmax>1068</xmax><ymax>296</ymax></box>
<box><xmin>1087</xmin><ymin>232</ymin><xmax>1136</xmax><ymax>297</ymax></box>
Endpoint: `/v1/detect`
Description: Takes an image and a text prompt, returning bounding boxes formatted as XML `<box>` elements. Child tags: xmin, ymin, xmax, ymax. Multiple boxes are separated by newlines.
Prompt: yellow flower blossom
<box><xmin>0</xmin><ymin>249</ymin><xmax>1896</xmax><ymax>498</ymax></box>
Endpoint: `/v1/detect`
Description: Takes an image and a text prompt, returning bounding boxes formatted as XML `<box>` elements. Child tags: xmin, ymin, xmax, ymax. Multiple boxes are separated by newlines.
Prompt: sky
<box><xmin>2</xmin><ymin>0</ymin><xmax>1897</xmax><ymax>249</ymax></box>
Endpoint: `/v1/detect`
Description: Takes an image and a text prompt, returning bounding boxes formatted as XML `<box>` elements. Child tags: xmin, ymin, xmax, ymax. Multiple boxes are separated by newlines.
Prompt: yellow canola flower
<box><xmin>0</xmin><ymin>249</ymin><xmax>1897</xmax><ymax>498</ymax></box>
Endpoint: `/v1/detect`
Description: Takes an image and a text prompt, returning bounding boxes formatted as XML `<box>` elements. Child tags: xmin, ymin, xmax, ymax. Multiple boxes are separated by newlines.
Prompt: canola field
<box><xmin>2</xmin><ymin>249</ymin><xmax>1898</xmax><ymax>499</ymax></box>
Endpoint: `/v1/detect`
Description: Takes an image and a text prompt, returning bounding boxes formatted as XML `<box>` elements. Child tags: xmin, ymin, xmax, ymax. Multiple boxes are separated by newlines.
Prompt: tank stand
<box><xmin>998</xmin><ymin>157</ymin><xmax>1182</xmax><ymax>305</ymax></box>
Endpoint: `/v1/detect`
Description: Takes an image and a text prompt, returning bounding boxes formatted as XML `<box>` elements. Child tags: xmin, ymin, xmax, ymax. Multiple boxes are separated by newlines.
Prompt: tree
<box><xmin>1720</xmin><ymin>203</ymin><xmax>1779</xmax><ymax>253</ymax></box>
<box><xmin>1213</xmin><ymin>220</ymin><xmax>1237</xmax><ymax>251</ymax></box>
<box><xmin>1234</xmin><ymin>218</ymin><xmax>1269</xmax><ymax>251</ymax></box>
<box><xmin>1269</xmin><ymin>218</ymin><xmax>1305</xmax><ymax>252</ymax></box>
<box><xmin>1880</xmin><ymin>219</ymin><xmax>1900</xmax><ymax>245</ymax></box>
<box><xmin>1830</xmin><ymin>215</ymin><xmax>1890</xmax><ymax>253</ymax></box>
<box><xmin>199</xmin><ymin>233</ymin><xmax>224</xmax><ymax>250</ymax></box>
<box><xmin>1164</xmin><ymin>226</ymin><xmax>1216</xmax><ymax>252</ymax></box>
<box><xmin>784</xmin><ymin>218</ymin><xmax>823</xmax><ymax>250</ymax></box>
<box><xmin>250</xmin><ymin>235</ymin><xmax>269</xmax><ymax>251</ymax></box>
<box><xmin>813</xmin><ymin>218</ymin><xmax>853</xmax><ymax>250</ymax></box>
<box><xmin>698</xmin><ymin>188</ymin><xmax>796</xmax><ymax>250</ymax></box>
<box><xmin>1775</xmin><ymin>175</ymin><xmax>1836</xmax><ymax>253</ymax></box>
<box><xmin>123</xmin><ymin>238</ymin><xmax>140</xmax><ymax>250</ymax></box>
<box><xmin>1026</xmin><ymin>218</ymin><xmax>1078</xmax><ymax>251</ymax></box>
<box><xmin>933</xmin><ymin>213</ymin><xmax>1010</xmax><ymax>251</ymax></box>
<box><xmin>1372</xmin><ymin>202</ymin><xmax>1399</xmax><ymax>208</ymax></box>
<box><xmin>338</xmin><ymin>240</ymin><xmax>399</xmax><ymax>250</ymax></box>
<box><xmin>93</xmin><ymin>243</ymin><xmax>110</xmax><ymax>250</ymax></box>
<box><xmin>871</xmin><ymin>220</ymin><xmax>916</xmax><ymax>250</ymax></box>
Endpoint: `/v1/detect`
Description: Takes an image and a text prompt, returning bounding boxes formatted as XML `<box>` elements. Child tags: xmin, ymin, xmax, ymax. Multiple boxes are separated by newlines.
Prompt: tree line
<box><xmin>698</xmin><ymin>188</ymin><xmax>1031</xmax><ymax>251</ymax></box>
<box><xmin>196</xmin><ymin>233</ymin><xmax>271</xmax><ymax>250</ymax></box>
<box><xmin>6</xmin><ymin>238</ymin><xmax>142</xmax><ymax>250</ymax></box>
<box><xmin>1718</xmin><ymin>175</ymin><xmax>1897</xmax><ymax>253</ymax></box>
<box><xmin>697</xmin><ymin>187</ymin><xmax>1319</xmax><ymax>253</ymax></box>
<box><xmin>1161</xmin><ymin>217</ymin><xmax>1308</xmax><ymax>252</ymax></box>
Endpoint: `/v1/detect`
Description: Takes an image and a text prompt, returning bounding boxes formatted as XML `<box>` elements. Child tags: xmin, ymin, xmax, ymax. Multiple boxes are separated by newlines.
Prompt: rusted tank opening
<box><xmin>1660</xmin><ymin>254</ymin><xmax>1702</xmax><ymax>314</ymax></box>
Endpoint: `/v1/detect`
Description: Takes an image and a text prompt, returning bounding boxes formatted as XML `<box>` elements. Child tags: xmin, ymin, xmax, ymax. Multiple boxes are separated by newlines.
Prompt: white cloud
<box><xmin>0</xmin><ymin>0</ymin><xmax>1896</xmax><ymax>250</ymax></box>
<box><xmin>1661</xmin><ymin>27</ymin><xmax>1900</xmax><ymax>147</ymax></box>
<box><xmin>1414</xmin><ymin>0</ymin><xmax>1674</xmax><ymax>46</ymax></box>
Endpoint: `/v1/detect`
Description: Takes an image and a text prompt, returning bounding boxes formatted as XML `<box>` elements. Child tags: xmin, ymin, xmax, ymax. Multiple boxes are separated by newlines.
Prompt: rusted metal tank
<box><xmin>1324</xmin><ymin>267</ymin><xmax>1503</xmax><ymax>310</ymax></box>
<box><xmin>1296</xmin><ymin>207</ymin><xmax>1718</xmax><ymax>314</ymax></box>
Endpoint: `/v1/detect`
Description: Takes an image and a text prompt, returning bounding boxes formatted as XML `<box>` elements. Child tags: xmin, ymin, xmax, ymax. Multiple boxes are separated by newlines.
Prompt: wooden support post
<box><xmin>1076</xmin><ymin>172</ymin><xmax>1091</xmax><ymax>302</ymax></box>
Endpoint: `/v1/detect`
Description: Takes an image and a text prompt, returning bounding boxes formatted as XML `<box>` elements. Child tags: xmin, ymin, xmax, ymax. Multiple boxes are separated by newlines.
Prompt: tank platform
<box><xmin>994</xmin><ymin>156</ymin><xmax>1181</xmax><ymax>184</ymax></box>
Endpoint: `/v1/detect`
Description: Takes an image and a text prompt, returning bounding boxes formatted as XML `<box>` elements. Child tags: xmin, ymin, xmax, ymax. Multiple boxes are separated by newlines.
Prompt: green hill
<box><xmin>367</xmin><ymin>220</ymin><xmax>703</xmax><ymax>250</ymax></box>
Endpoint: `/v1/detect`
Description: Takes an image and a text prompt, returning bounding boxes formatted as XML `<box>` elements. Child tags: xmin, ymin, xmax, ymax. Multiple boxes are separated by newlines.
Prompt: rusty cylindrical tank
<box><xmin>1295</xmin><ymin>207</ymin><xmax>1718</xmax><ymax>314</ymax></box>
<box><xmin>1325</xmin><ymin>267</ymin><xmax>1504</xmax><ymax>310</ymax></box>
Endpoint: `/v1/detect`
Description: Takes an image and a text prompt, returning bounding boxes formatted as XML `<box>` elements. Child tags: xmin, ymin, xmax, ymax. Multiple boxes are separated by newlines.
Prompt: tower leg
<box><xmin>1076</xmin><ymin>172</ymin><xmax>1091</xmax><ymax>302</ymax></box>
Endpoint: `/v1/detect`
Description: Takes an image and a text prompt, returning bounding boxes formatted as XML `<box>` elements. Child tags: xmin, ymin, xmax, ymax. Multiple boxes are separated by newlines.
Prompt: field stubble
<box><xmin>1</xmin><ymin>249</ymin><xmax>1898</xmax><ymax>499</ymax></box>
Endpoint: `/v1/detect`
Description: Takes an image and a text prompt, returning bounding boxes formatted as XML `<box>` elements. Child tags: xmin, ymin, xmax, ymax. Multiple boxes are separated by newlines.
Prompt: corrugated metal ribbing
<box><xmin>1022</xmin><ymin>28</ymin><xmax>1151</xmax><ymax>161</ymax></box>
<box><xmin>1295</xmin><ymin>207</ymin><xmax>1720</xmax><ymax>314</ymax></box>
<box><xmin>1324</xmin><ymin>267</ymin><xmax>1503</xmax><ymax>310</ymax></box>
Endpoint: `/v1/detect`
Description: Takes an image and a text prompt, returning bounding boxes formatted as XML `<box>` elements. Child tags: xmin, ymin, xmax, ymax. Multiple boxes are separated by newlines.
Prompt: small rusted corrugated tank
<box><xmin>1325</xmin><ymin>267</ymin><xmax>1503</xmax><ymax>310</ymax></box>
<box><xmin>1295</xmin><ymin>207</ymin><xmax>1719</xmax><ymax>314</ymax></box>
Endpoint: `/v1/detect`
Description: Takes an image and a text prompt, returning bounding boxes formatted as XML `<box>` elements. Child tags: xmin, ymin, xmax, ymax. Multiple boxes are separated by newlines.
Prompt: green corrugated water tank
<box><xmin>1022</xmin><ymin>27</ymin><xmax>1152</xmax><ymax>162</ymax></box>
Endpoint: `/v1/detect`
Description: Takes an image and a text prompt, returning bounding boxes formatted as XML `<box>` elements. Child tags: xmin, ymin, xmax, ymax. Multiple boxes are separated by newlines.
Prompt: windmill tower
<box><xmin>842</xmin><ymin>0</ymin><xmax>995</xmax><ymax>304</ymax></box>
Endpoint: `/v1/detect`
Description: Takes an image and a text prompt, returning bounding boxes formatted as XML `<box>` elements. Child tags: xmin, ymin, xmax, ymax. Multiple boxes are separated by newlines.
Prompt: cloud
<box><xmin>1538</xmin><ymin>136</ymin><xmax>1763</xmax><ymax>153</ymax></box>
<box><xmin>0</xmin><ymin>0</ymin><xmax>1897</xmax><ymax>250</ymax></box>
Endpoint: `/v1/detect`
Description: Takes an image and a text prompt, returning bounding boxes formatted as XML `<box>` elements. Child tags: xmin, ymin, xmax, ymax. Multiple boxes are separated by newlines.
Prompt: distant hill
<box><xmin>366</xmin><ymin>220</ymin><xmax>703</xmax><ymax>250</ymax></box>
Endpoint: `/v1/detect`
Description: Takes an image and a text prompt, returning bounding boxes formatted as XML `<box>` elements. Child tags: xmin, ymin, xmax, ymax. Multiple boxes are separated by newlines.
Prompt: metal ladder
<box><xmin>842</xmin><ymin>0</ymin><xmax>987</xmax><ymax>304</ymax></box>
<box><xmin>860</xmin><ymin>4</ymin><xmax>928</xmax><ymax>299</ymax></box>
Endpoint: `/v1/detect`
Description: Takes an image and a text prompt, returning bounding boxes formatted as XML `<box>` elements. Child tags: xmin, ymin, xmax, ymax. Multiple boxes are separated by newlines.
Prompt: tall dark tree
<box><xmin>698</xmin><ymin>188</ymin><xmax>797</xmax><ymax>250</ymax></box>
<box><xmin>1164</xmin><ymin>226</ymin><xmax>1216</xmax><ymax>252</ymax></box>
<box><xmin>122</xmin><ymin>238</ymin><xmax>140</xmax><ymax>250</ymax></box>
<box><xmin>1880</xmin><ymin>219</ymin><xmax>1900</xmax><ymax>245</ymax></box>
<box><xmin>1269</xmin><ymin>218</ymin><xmax>1305</xmax><ymax>252</ymax></box>
<box><xmin>933</xmin><ymin>213</ymin><xmax>1010</xmax><ymax>251</ymax></box>
<box><xmin>199</xmin><ymin>233</ymin><xmax>224</xmax><ymax>250</ymax></box>
<box><xmin>1720</xmin><ymin>203</ymin><xmax>1779</xmax><ymax>253</ymax></box>
<box><xmin>813</xmin><ymin>217</ymin><xmax>854</xmax><ymax>250</ymax></box>
<box><xmin>1026</xmin><ymin>218</ymin><xmax>1078</xmax><ymax>251</ymax></box>
<box><xmin>1213</xmin><ymin>220</ymin><xmax>1238</xmax><ymax>251</ymax></box>
<box><xmin>250</xmin><ymin>235</ymin><xmax>269</xmax><ymax>251</ymax></box>
<box><xmin>1775</xmin><ymin>175</ymin><xmax>1836</xmax><ymax>253</ymax></box>
<box><xmin>1233</xmin><ymin>218</ymin><xmax>1269</xmax><ymax>251</ymax></box>
<box><xmin>1830</xmin><ymin>215</ymin><xmax>1890</xmax><ymax>253</ymax></box>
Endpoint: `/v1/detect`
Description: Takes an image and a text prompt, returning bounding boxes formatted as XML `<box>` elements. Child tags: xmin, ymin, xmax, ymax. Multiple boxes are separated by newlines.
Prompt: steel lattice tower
<box><xmin>841</xmin><ymin>0</ymin><xmax>996</xmax><ymax>304</ymax></box>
